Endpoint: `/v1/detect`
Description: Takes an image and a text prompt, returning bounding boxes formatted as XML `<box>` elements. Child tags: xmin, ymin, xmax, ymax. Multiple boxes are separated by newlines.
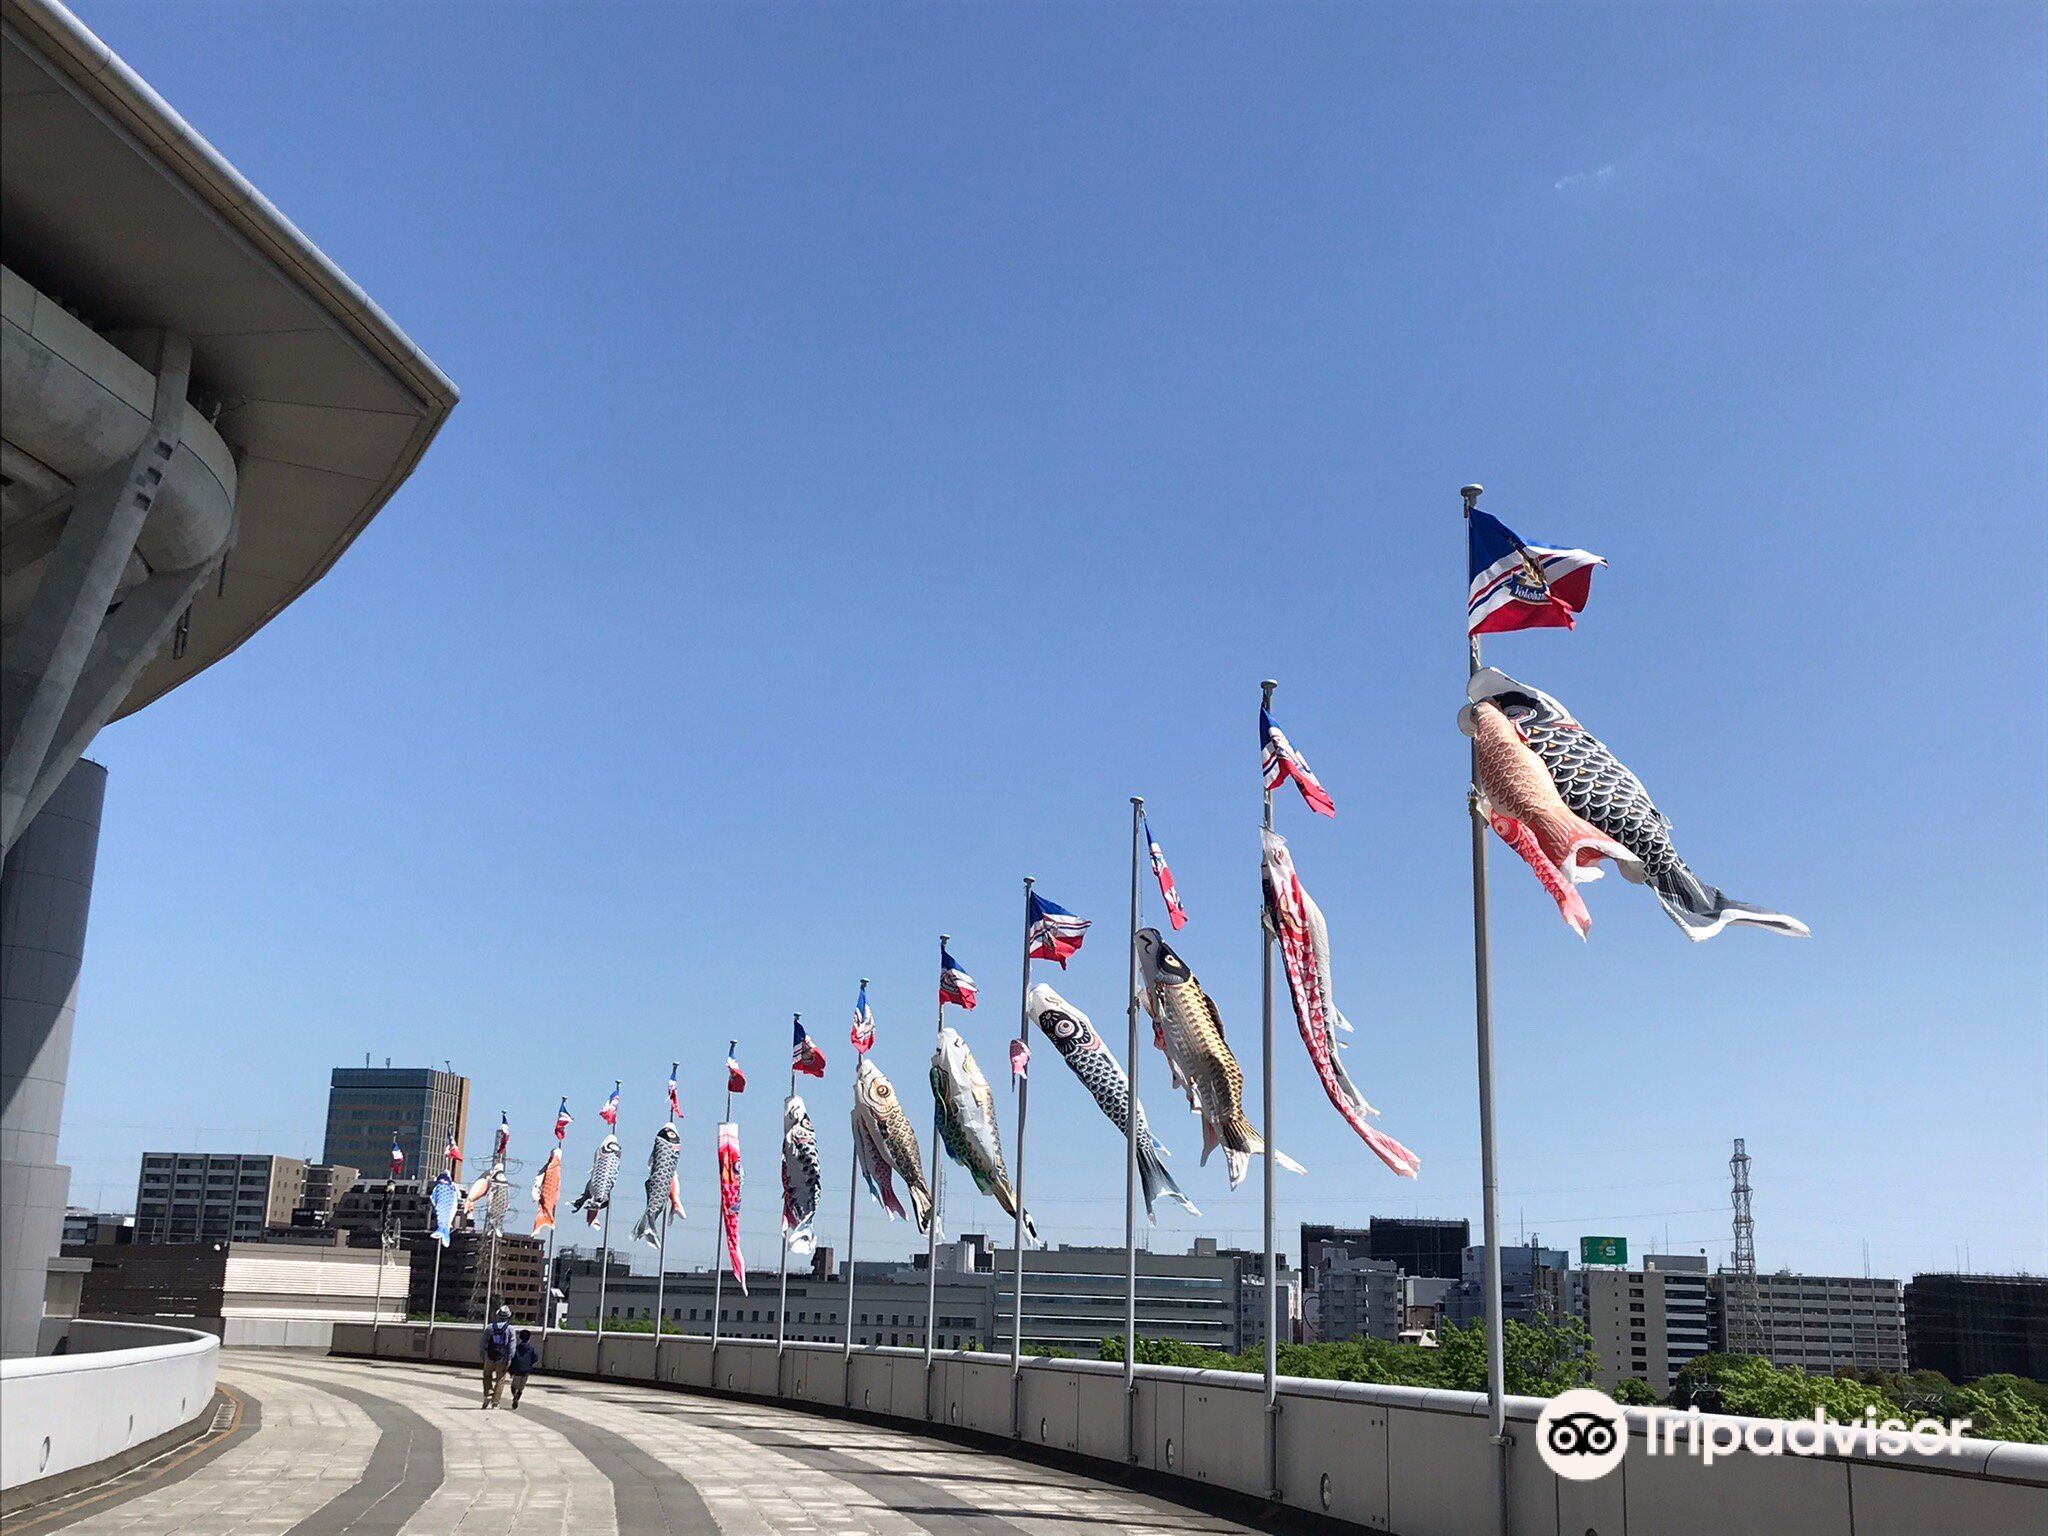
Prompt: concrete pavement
<box><xmin>16</xmin><ymin>1351</ymin><xmax>1265</xmax><ymax>1535</ymax></box>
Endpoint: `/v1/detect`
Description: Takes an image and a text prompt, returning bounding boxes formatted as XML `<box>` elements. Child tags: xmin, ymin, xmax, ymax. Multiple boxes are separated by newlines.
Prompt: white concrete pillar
<box><xmin>0</xmin><ymin>758</ymin><xmax>105</xmax><ymax>1357</ymax></box>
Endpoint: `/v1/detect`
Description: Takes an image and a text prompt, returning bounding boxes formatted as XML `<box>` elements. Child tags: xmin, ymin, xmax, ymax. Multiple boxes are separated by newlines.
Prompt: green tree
<box><xmin>1950</xmin><ymin>1379</ymin><xmax>2048</xmax><ymax>1444</ymax></box>
<box><xmin>1611</xmin><ymin>1377</ymin><xmax>1659</xmax><ymax>1406</ymax></box>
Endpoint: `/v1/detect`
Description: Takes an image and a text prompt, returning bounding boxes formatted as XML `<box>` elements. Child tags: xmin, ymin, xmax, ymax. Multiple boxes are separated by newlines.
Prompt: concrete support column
<box><xmin>0</xmin><ymin>759</ymin><xmax>106</xmax><ymax>1357</ymax></box>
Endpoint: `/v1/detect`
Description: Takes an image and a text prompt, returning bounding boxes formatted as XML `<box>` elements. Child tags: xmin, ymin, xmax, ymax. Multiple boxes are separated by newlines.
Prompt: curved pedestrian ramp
<box><xmin>7</xmin><ymin>1351</ymin><xmax>1266</xmax><ymax>1535</ymax></box>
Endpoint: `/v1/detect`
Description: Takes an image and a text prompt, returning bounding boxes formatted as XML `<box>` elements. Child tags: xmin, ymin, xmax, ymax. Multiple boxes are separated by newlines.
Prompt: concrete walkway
<box><xmin>20</xmin><ymin>1351</ymin><xmax>1264</xmax><ymax>1535</ymax></box>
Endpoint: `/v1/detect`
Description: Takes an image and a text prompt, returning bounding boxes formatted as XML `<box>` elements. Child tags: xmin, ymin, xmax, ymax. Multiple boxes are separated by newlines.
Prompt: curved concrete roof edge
<box><xmin>5</xmin><ymin>0</ymin><xmax>459</xmax><ymax>416</ymax></box>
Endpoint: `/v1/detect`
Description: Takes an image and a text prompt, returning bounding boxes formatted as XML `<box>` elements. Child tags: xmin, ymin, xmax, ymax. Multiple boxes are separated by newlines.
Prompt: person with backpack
<box><xmin>480</xmin><ymin>1305</ymin><xmax>515</xmax><ymax>1408</ymax></box>
<box><xmin>507</xmin><ymin>1329</ymin><xmax>540</xmax><ymax>1409</ymax></box>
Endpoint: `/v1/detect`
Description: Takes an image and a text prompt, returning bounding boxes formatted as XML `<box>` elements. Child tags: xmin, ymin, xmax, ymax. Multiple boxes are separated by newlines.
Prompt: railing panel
<box><xmin>1275</xmin><ymin>1390</ymin><xmax>1391</xmax><ymax>1530</ymax></box>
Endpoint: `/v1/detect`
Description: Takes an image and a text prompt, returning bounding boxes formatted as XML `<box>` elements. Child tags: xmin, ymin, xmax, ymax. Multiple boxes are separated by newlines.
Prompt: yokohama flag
<box><xmin>939</xmin><ymin>946</ymin><xmax>978</xmax><ymax>1010</ymax></box>
<box><xmin>1026</xmin><ymin>891</ymin><xmax>1089</xmax><ymax>967</ymax></box>
<box><xmin>851</xmin><ymin>982</ymin><xmax>875</xmax><ymax>1055</ymax></box>
<box><xmin>791</xmin><ymin>1018</ymin><xmax>827</xmax><ymax>1078</ymax></box>
<box><xmin>1143</xmin><ymin>816</ymin><xmax>1188</xmax><ymax>930</ymax></box>
<box><xmin>1261</xmin><ymin>705</ymin><xmax>1335</xmax><ymax>818</ymax></box>
<box><xmin>1467</xmin><ymin>507</ymin><xmax>1603</xmax><ymax>636</ymax></box>
<box><xmin>599</xmin><ymin>1082</ymin><xmax>620</xmax><ymax>1128</ymax></box>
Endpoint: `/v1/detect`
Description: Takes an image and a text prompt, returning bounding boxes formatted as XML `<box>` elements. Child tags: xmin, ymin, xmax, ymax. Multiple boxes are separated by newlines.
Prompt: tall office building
<box><xmin>1581</xmin><ymin>1255</ymin><xmax>1712</xmax><ymax>1392</ymax></box>
<box><xmin>1711</xmin><ymin>1271</ymin><xmax>1907</xmax><ymax>1374</ymax></box>
<box><xmin>1904</xmin><ymin>1274</ymin><xmax>2048</xmax><ymax>1382</ymax></box>
<box><xmin>322</xmin><ymin>1066</ymin><xmax>469</xmax><ymax>1184</ymax></box>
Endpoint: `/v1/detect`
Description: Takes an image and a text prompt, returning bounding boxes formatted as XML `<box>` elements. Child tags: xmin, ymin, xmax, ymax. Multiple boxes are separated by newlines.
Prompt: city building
<box><xmin>1445</xmin><ymin>1241</ymin><xmax>1580</xmax><ymax>1330</ymax></box>
<box><xmin>0</xmin><ymin>0</ymin><xmax>455</xmax><ymax>1357</ymax></box>
<box><xmin>322</xmin><ymin>1066</ymin><xmax>470</xmax><ymax>1186</ymax></box>
<box><xmin>1314</xmin><ymin>1253</ymin><xmax>1403</xmax><ymax>1343</ymax></box>
<box><xmin>1581</xmin><ymin>1255</ymin><xmax>1712</xmax><ymax>1393</ymax></box>
<box><xmin>134</xmin><ymin>1152</ymin><xmax>310</xmax><ymax>1244</ymax></box>
<box><xmin>1238</xmin><ymin>1268</ymin><xmax>1304</xmax><ymax>1350</ymax></box>
<box><xmin>564</xmin><ymin>1264</ymin><xmax>998</xmax><ymax>1351</ymax></box>
<box><xmin>1712</xmin><ymin>1271</ymin><xmax>1907</xmax><ymax>1374</ymax></box>
<box><xmin>70</xmin><ymin>1238</ymin><xmax>409</xmax><ymax>1347</ymax></box>
<box><xmin>1904</xmin><ymin>1274</ymin><xmax>2048</xmax><ymax>1382</ymax></box>
<box><xmin>332</xmin><ymin>1182</ymin><xmax>436</xmax><ymax>1240</ymax></box>
<box><xmin>989</xmin><ymin>1238</ymin><xmax>1287</xmax><ymax>1355</ymax></box>
<box><xmin>297</xmin><ymin>1163</ymin><xmax>360</xmax><ymax>1226</ymax></box>
<box><xmin>1403</xmin><ymin>1275</ymin><xmax>1457</xmax><ymax>1337</ymax></box>
<box><xmin>1303</xmin><ymin>1219</ymin><xmax>1471</xmax><ymax>1283</ymax></box>
<box><xmin>407</xmin><ymin>1231</ymin><xmax>546</xmax><ymax>1326</ymax></box>
<box><xmin>62</xmin><ymin>1208</ymin><xmax>133</xmax><ymax>1246</ymax></box>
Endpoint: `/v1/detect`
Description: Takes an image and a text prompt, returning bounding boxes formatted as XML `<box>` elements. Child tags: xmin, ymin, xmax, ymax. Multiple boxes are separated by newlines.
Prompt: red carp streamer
<box><xmin>718</xmin><ymin>1121</ymin><xmax>747</xmax><ymax>1293</ymax></box>
<box><xmin>1261</xmin><ymin>829</ymin><xmax>1420</xmax><ymax>1179</ymax></box>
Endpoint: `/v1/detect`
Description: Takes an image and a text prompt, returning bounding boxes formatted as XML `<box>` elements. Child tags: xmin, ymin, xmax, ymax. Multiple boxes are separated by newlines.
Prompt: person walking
<box><xmin>480</xmin><ymin>1305</ymin><xmax>515</xmax><ymax>1408</ymax></box>
<box><xmin>508</xmin><ymin>1329</ymin><xmax>540</xmax><ymax>1409</ymax></box>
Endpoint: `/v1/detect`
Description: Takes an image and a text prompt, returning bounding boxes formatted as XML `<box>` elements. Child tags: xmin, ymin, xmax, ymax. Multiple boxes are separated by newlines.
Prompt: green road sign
<box><xmin>1581</xmin><ymin>1236</ymin><xmax>1627</xmax><ymax>1266</ymax></box>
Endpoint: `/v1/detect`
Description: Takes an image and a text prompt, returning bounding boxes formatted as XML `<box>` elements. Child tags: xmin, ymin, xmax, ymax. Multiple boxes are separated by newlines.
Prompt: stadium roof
<box><xmin>0</xmin><ymin>0</ymin><xmax>457</xmax><ymax>719</ymax></box>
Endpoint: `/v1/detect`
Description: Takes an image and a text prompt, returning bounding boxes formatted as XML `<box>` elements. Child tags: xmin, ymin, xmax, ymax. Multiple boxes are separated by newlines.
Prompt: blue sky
<box><xmin>59</xmin><ymin>2</ymin><xmax>2045</xmax><ymax>1283</ymax></box>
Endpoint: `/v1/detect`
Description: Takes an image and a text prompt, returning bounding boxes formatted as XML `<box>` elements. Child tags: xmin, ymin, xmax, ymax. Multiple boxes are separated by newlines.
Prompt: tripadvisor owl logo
<box><xmin>1536</xmin><ymin>1389</ymin><xmax>1628</xmax><ymax>1480</ymax></box>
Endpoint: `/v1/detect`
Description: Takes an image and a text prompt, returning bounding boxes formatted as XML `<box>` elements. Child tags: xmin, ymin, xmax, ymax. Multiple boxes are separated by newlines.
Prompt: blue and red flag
<box><xmin>791</xmin><ymin>1018</ymin><xmax>827</xmax><ymax>1078</ymax></box>
<box><xmin>1143</xmin><ymin>816</ymin><xmax>1188</xmax><ymax>930</ymax></box>
<box><xmin>1026</xmin><ymin>891</ymin><xmax>1089</xmax><ymax>968</ymax></box>
<box><xmin>850</xmin><ymin>982</ymin><xmax>875</xmax><ymax>1055</ymax></box>
<box><xmin>726</xmin><ymin>1041</ymin><xmax>747</xmax><ymax>1094</ymax></box>
<box><xmin>668</xmin><ymin>1063</ymin><xmax>682</xmax><ymax>1120</ymax></box>
<box><xmin>491</xmin><ymin>1112</ymin><xmax>509</xmax><ymax>1163</ymax></box>
<box><xmin>389</xmin><ymin>1135</ymin><xmax>405</xmax><ymax>1179</ymax></box>
<box><xmin>444</xmin><ymin>1130</ymin><xmax>463</xmax><ymax>1170</ymax></box>
<box><xmin>599</xmin><ymin>1081</ymin><xmax>620</xmax><ymax>1128</ymax></box>
<box><xmin>939</xmin><ymin>946</ymin><xmax>978</xmax><ymax>1010</ymax></box>
<box><xmin>552</xmin><ymin>1098</ymin><xmax>572</xmax><ymax>1142</ymax></box>
<box><xmin>1261</xmin><ymin>706</ymin><xmax>1335</xmax><ymax>818</ymax></box>
<box><xmin>1467</xmin><ymin>507</ymin><xmax>1603</xmax><ymax>637</ymax></box>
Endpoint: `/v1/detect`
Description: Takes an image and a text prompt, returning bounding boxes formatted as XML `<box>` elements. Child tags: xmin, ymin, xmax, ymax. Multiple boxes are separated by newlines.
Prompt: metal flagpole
<box><xmin>844</xmin><ymin>982</ymin><xmax>866</xmax><ymax>1404</ymax></box>
<box><xmin>596</xmin><ymin>1082</ymin><xmax>617</xmax><ymax>1352</ymax></box>
<box><xmin>776</xmin><ymin>1018</ymin><xmax>798</xmax><ymax>1359</ymax></box>
<box><xmin>430</xmin><ymin>1138</ymin><xmax>458</xmax><ymax>1340</ymax></box>
<box><xmin>654</xmin><ymin>1064</ymin><xmax>677</xmax><ymax>1346</ymax></box>
<box><xmin>485</xmin><ymin>1226</ymin><xmax>499</xmax><ymax>1321</ymax></box>
<box><xmin>428</xmin><ymin>1236</ymin><xmax>444</xmax><ymax>1339</ymax></box>
<box><xmin>1463</xmin><ymin>483</ymin><xmax>1511</xmax><ymax>1536</ymax></box>
<box><xmin>372</xmin><ymin>1136</ymin><xmax>396</xmax><ymax>1346</ymax></box>
<box><xmin>652</xmin><ymin>1199</ymin><xmax>671</xmax><ymax>1344</ymax></box>
<box><xmin>924</xmin><ymin>938</ymin><xmax>950</xmax><ymax>1414</ymax></box>
<box><xmin>1009</xmin><ymin>876</ymin><xmax>1035</xmax><ymax>1437</ymax></box>
<box><xmin>1123</xmin><ymin>797</ymin><xmax>1143</xmax><ymax>1464</ymax></box>
<box><xmin>1259</xmin><ymin>681</ymin><xmax>1281</xmax><ymax>1501</ymax></box>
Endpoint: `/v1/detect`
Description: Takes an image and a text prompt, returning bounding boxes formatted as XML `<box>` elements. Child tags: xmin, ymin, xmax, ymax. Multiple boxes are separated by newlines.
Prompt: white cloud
<box><xmin>1554</xmin><ymin>163</ymin><xmax>1618</xmax><ymax>192</ymax></box>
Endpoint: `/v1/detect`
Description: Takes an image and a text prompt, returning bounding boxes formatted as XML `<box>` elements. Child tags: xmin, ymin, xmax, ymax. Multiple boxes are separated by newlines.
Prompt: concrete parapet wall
<box><xmin>335</xmin><ymin>1321</ymin><xmax>2048</xmax><ymax>1534</ymax></box>
<box><xmin>0</xmin><ymin>1319</ymin><xmax>218</xmax><ymax>1493</ymax></box>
